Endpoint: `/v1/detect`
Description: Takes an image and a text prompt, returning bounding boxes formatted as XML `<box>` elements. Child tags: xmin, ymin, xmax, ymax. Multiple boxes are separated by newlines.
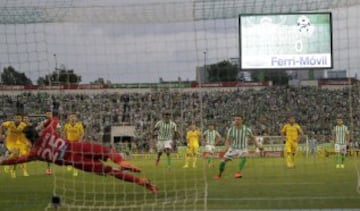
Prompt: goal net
<box><xmin>1</xmin><ymin>0</ymin><xmax>360</xmax><ymax>210</ymax></box>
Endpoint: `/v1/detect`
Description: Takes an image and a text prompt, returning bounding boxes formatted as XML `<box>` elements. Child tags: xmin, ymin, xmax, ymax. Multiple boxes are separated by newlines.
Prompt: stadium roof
<box><xmin>0</xmin><ymin>0</ymin><xmax>359</xmax><ymax>24</ymax></box>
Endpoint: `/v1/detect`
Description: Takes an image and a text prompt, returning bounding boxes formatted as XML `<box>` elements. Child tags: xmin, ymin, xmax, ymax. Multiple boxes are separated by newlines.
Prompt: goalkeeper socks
<box><xmin>111</xmin><ymin>170</ymin><xmax>142</xmax><ymax>183</ymax></box>
<box><xmin>341</xmin><ymin>154</ymin><xmax>345</xmax><ymax>164</ymax></box>
<box><xmin>219</xmin><ymin>161</ymin><xmax>226</xmax><ymax>176</ymax></box>
<box><xmin>238</xmin><ymin>157</ymin><xmax>247</xmax><ymax>171</ymax></box>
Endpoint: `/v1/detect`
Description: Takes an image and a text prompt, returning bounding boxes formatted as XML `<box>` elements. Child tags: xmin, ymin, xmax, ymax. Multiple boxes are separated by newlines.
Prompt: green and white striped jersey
<box><xmin>333</xmin><ymin>125</ymin><xmax>349</xmax><ymax>145</ymax></box>
<box><xmin>227</xmin><ymin>125</ymin><xmax>253</xmax><ymax>149</ymax></box>
<box><xmin>154</xmin><ymin>120</ymin><xmax>177</xmax><ymax>141</ymax></box>
<box><xmin>203</xmin><ymin>129</ymin><xmax>220</xmax><ymax>145</ymax></box>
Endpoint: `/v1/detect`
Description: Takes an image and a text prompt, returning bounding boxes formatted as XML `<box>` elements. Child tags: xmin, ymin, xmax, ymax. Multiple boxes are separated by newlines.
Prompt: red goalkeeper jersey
<box><xmin>35</xmin><ymin>116</ymin><xmax>68</xmax><ymax>162</ymax></box>
<box><xmin>2</xmin><ymin>116</ymin><xmax>69</xmax><ymax>164</ymax></box>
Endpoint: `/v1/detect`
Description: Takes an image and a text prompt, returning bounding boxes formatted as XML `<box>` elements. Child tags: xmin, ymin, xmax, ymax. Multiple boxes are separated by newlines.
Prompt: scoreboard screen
<box><xmin>239</xmin><ymin>13</ymin><xmax>332</xmax><ymax>69</ymax></box>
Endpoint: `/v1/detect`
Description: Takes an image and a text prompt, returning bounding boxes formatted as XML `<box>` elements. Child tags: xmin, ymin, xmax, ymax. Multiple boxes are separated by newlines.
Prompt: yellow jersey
<box><xmin>64</xmin><ymin>122</ymin><xmax>84</xmax><ymax>142</ymax></box>
<box><xmin>281</xmin><ymin>123</ymin><xmax>302</xmax><ymax>142</ymax></box>
<box><xmin>186</xmin><ymin>129</ymin><xmax>201</xmax><ymax>146</ymax></box>
<box><xmin>2</xmin><ymin>121</ymin><xmax>27</xmax><ymax>144</ymax></box>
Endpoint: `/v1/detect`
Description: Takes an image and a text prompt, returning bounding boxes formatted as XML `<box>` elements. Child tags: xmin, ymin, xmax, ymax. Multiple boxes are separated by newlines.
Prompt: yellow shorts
<box><xmin>285</xmin><ymin>141</ymin><xmax>298</xmax><ymax>154</ymax></box>
<box><xmin>15</xmin><ymin>138</ymin><xmax>31</xmax><ymax>156</ymax></box>
<box><xmin>16</xmin><ymin>144</ymin><xmax>30</xmax><ymax>156</ymax></box>
<box><xmin>6</xmin><ymin>143</ymin><xmax>30</xmax><ymax>157</ymax></box>
<box><xmin>186</xmin><ymin>144</ymin><xmax>199</xmax><ymax>155</ymax></box>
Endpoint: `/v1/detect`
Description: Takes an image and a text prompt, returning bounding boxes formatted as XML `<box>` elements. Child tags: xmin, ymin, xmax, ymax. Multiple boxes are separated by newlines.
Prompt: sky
<box><xmin>0</xmin><ymin>15</ymin><xmax>239</xmax><ymax>83</ymax></box>
<box><xmin>0</xmin><ymin>0</ymin><xmax>359</xmax><ymax>84</ymax></box>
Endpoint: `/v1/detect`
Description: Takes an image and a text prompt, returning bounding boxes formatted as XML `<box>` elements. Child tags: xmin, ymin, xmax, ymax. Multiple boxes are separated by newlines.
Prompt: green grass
<box><xmin>1</xmin><ymin>155</ymin><xmax>360</xmax><ymax>210</ymax></box>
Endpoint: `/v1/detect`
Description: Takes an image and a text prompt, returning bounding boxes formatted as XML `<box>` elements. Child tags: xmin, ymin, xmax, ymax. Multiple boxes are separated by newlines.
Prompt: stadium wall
<box><xmin>0</xmin><ymin>86</ymin><xmax>267</xmax><ymax>96</ymax></box>
<box><xmin>0</xmin><ymin>78</ymin><xmax>357</xmax><ymax>95</ymax></box>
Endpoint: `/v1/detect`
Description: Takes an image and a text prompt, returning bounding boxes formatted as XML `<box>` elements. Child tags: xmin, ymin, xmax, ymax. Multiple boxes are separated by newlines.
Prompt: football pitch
<box><xmin>0</xmin><ymin>155</ymin><xmax>359</xmax><ymax>210</ymax></box>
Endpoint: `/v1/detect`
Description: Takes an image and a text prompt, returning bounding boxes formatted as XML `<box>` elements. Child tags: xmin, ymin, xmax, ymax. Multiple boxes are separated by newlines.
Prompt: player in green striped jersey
<box><xmin>332</xmin><ymin>115</ymin><xmax>349</xmax><ymax>168</ymax></box>
<box><xmin>153</xmin><ymin>111</ymin><xmax>177</xmax><ymax>167</ymax></box>
<box><xmin>203</xmin><ymin>122</ymin><xmax>221</xmax><ymax>167</ymax></box>
<box><xmin>214</xmin><ymin>114</ymin><xmax>262</xmax><ymax>179</ymax></box>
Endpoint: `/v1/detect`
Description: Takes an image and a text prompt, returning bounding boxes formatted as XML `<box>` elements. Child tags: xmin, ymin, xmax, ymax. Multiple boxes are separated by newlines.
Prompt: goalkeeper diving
<box><xmin>0</xmin><ymin>113</ymin><xmax>158</xmax><ymax>194</ymax></box>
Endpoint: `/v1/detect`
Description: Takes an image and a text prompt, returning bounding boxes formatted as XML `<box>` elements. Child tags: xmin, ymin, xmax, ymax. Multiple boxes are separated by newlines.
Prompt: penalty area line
<box><xmin>228</xmin><ymin>182</ymin><xmax>325</xmax><ymax>185</ymax></box>
<box><xmin>208</xmin><ymin>196</ymin><xmax>360</xmax><ymax>201</ymax></box>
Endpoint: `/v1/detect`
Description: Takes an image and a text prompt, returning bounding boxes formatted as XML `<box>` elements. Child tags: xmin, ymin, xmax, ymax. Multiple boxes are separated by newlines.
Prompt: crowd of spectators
<box><xmin>1</xmin><ymin>85</ymin><xmax>359</xmax><ymax>151</ymax></box>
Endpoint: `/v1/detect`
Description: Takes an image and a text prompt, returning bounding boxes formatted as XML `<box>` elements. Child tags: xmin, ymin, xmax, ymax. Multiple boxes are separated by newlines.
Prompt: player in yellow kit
<box><xmin>281</xmin><ymin>114</ymin><xmax>304</xmax><ymax>168</ymax></box>
<box><xmin>183</xmin><ymin>122</ymin><xmax>202</xmax><ymax>168</ymax></box>
<box><xmin>0</xmin><ymin>113</ymin><xmax>28</xmax><ymax>178</ymax></box>
<box><xmin>14</xmin><ymin>114</ymin><xmax>33</xmax><ymax>176</ymax></box>
<box><xmin>63</xmin><ymin>113</ymin><xmax>84</xmax><ymax>176</ymax></box>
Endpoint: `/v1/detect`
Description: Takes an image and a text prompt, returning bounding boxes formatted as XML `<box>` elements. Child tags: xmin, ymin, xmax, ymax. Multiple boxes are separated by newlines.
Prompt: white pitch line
<box><xmin>222</xmin><ymin>182</ymin><xmax>325</xmax><ymax>185</ymax></box>
<box><xmin>208</xmin><ymin>196</ymin><xmax>360</xmax><ymax>201</ymax></box>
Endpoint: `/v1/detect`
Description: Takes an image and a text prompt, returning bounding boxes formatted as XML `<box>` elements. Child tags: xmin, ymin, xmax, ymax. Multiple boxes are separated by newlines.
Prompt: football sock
<box><xmin>184</xmin><ymin>154</ymin><xmax>190</xmax><ymax>166</ymax></box>
<box><xmin>156</xmin><ymin>152</ymin><xmax>162</xmax><ymax>161</ymax></box>
<box><xmin>166</xmin><ymin>154</ymin><xmax>171</xmax><ymax>166</ymax></box>
<box><xmin>286</xmin><ymin>153</ymin><xmax>292</xmax><ymax>166</ymax></box>
<box><xmin>336</xmin><ymin>154</ymin><xmax>341</xmax><ymax>164</ymax></box>
<box><xmin>219</xmin><ymin>161</ymin><xmax>226</xmax><ymax>176</ymax></box>
<box><xmin>238</xmin><ymin>157</ymin><xmax>247</xmax><ymax>171</ymax></box>
<box><xmin>111</xmin><ymin>170</ymin><xmax>142</xmax><ymax>184</ymax></box>
<box><xmin>22</xmin><ymin>163</ymin><xmax>27</xmax><ymax>172</ymax></box>
<box><xmin>292</xmin><ymin>153</ymin><xmax>295</xmax><ymax>166</ymax></box>
<box><xmin>208</xmin><ymin>157</ymin><xmax>213</xmax><ymax>164</ymax></box>
<box><xmin>341</xmin><ymin>154</ymin><xmax>345</xmax><ymax>164</ymax></box>
<box><xmin>192</xmin><ymin>156</ymin><xmax>197</xmax><ymax>166</ymax></box>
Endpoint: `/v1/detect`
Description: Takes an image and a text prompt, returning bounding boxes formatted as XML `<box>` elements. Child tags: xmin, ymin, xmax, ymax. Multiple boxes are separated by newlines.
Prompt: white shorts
<box><xmin>205</xmin><ymin>145</ymin><xmax>215</xmax><ymax>153</ymax></box>
<box><xmin>156</xmin><ymin>140</ymin><xmax>173</xmax><ymax>152</ymax></box>
<box><xmin>256</xmin><ymin>136</ymin><xmax>264</xmax><ymax>144</ymax></box>
<box><xmin>334</xmin><ymin>144</ymin><xmax>347</xmax><ymax>154</ymax></box>
<box><xmin>224</xmin><ymin>148</ymin><xmax>247</xmax><ymax>160</ymax></box>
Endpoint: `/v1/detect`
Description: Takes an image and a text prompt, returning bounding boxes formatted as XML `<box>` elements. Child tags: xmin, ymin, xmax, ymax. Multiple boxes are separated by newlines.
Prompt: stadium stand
<box><xmin>1</xmin><ymin>84</ymin><xmax>359</xmax><ymax>152</ymax></box>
